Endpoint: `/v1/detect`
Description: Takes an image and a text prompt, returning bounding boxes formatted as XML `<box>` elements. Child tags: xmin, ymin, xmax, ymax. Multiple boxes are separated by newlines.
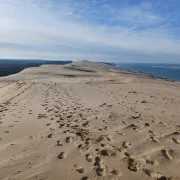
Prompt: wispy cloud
<box><xmin>0</xmin><ymin>0</ymin><xmax>180</xmax><ymax>62</ymax></box>
<box><xmin>116</xmin><ymin>7</ymin><xmax>161</xmax><ymax>25</ymax></box>
<box><xmin>99</xmin><ymin>1</ymin><xmax>163</xmax><ymax>26</ymax></box>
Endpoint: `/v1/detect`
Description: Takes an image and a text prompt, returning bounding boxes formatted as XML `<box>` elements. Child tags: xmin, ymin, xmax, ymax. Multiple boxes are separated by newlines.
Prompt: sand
<box><xmin>0</xmin><ymin>61</ymin><xmax>179</xmax><ymax>180</ymax></box>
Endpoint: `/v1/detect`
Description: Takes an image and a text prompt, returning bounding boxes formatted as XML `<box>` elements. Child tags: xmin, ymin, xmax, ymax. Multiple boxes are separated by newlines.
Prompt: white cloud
<box><xmin>0</xmin><ymin>0</ymin><xmax>180</xmax><ymax>62</ymax></box>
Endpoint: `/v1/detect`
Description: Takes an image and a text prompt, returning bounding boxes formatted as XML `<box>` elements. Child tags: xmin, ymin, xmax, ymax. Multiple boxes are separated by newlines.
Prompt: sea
<box><xmin>115</xmin><ymin>63</ymin><xmax>180</xmax><ymax>81</ymax></box>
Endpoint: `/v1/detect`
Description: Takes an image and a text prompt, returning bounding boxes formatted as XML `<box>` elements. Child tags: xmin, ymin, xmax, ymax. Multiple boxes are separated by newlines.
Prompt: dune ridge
<box><xmin>0</xmin><ymin>61</ymin><xmax>180</xmax><ymax>180</ymax></box>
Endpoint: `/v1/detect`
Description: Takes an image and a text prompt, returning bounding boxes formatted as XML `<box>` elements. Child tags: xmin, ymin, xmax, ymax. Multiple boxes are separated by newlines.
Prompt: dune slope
<box><xmin>0</xmin><ymin>61</ymin><xmax>180</xmax><ymax>180</ymax></box>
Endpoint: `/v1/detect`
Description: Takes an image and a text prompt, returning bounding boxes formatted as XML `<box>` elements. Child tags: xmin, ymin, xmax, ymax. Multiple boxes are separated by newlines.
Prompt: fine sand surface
<box><xmin>0</xmin><ymin>61</ymin><xmax>180</xmax><ymax>180</ymax></box>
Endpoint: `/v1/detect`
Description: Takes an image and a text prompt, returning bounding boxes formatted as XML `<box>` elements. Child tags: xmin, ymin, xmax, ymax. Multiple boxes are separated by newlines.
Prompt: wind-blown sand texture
<box><xmin>0</xmin><ymin>61</ymin><xmax>180</xmax><ymax>180</ymax></box>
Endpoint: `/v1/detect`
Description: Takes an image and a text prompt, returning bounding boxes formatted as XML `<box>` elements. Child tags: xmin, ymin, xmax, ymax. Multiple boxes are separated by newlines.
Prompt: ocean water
<box><xmin>115</xmin><ymin>63</ymin><xmax>180</xmax><ymax>81</ymax></box>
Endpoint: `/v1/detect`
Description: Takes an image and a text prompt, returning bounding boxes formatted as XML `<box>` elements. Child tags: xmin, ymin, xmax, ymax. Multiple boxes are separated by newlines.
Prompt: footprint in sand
<box><xmin>78</xmin><ymin>144</ymin><xmax>83</xmax><ymax>149</ymax></box>
<box><xmin>66</xmin><ymin>136</ymin><xmax>73</xmax><ymax>143</ymax></box>
<box><xmin>149</xmin><ymin>130</ymin><xmax>156</xmax><ymax>135</ymax></box>
<box><xmin>57</xmin><ymin>140</ymin><xmax>63</xmax><ymax>146</ymax></box>
<box><xmin>128</xmin><ymin>157</ymin><xmax>140</xmax><ymax>172</ymax></box>
<box><xmin>76</xmin><ymin>166</ymin><xmax>85</xmax><ymax>174</ymax></box>
<box><xmin>81</xmin><ymin>177</ymin><xmax>89</xmax><ymax>180</ymax></box>
<box><xmin>96</xmin><ymin>167</ymin><xmax>106</xmax><ymax>177</ymax></box>
<box><xmin>143</xmin><ymin>169</ymin><xmax>162</xmax><ymax>178</ymax></box>
<box><xmin>110</xmin><ymin>169</ymin><xmax>122</xmax><ymax>177</ymax></box>
<box><xmin>47</xmin><ymin>133</ymin><xmax>53</xmax><ymax>138</ymax></box>
<box><xmin>58</xmin><ymin>152</ymin><xmax>66</xmax><ymax>159</ymax></box>
<box><xmin>94</xmin><ymin>156</ymin><xmax>106</xmax><ymax>177</ymax></box>
<box><xmin>162</xmin><ymin>149</ymin><xmax>173</xmax><ymax>160</ymax></box>
<box><xmin>117</xmin><ymin>132</ymin><xmax>126</xmax><ymax>136</ymax></box>
<box><xmin>122</xmin><ymin>141</ymin><xmax>130</xmax><ymax>148</ymax></box>
<box><xmin>86</xmin><ymin>154</ymin><xmax>93</xmax><ymax>162</ymax></box>
<box><xmin>146</xmin><ymin>159</ymin><xmax>159</xmax><ymax>166</ymax></box>
<box><xmin>85</xmin><ymin>138</ymin><xmax>91</xmax><ymax>145</ymax></box>
<box><xmin>46</xmin><ymin>123</ymin><xmax>51</xmax><ymax>126</ymax></box>
<box><xmin>82</xmin><ymin>121</ymin><xmax>89</xmax><ymax>127</ymax></box>
<box><xmin>104</xmin><ymin>126</ymin><xmax>109</xmax><ymax>130</ymax></box>
<box><xmin>59</xmin><ymin>123</ymin><xmax>65</xmax><ymax>128</ymax></box>
<box><xmin>172</xmin><ymin>138</ymin><xmax>180</xmax><ymax>144</ymax></box>
<box><xmin>145</xmin><ymin>123</ymin><xmax>150</xmax><ymax>127</ymax></box>
<box><xmin>150</xmin><ymin>136</ymin><xmax>159</xmax><ymax>143</ymax></box>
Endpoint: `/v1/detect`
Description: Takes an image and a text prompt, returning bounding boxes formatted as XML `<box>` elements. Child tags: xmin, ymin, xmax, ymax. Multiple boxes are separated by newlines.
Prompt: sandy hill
<box><xmin>0</xmin><ymin>61</ymin><xmax>180</xmax><ymax>180</ymax></box>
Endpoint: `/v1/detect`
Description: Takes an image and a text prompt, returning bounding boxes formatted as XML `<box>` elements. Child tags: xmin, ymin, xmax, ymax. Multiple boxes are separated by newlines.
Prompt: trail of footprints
<box><xmin>0</xmin><ymin>81</ymin><xmax>179</xmax><ymax>180</ymax></box>
<box><xmin>35</xmin><ymin>83</ymin><xmax>179</xmax><ymax>180</ymax></box>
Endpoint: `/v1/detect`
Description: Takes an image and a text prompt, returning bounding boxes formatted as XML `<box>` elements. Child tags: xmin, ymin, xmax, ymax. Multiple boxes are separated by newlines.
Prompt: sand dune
<box><xmin>0</xmin><ymin>61</ymin><xmax>180</xmax><ymax>180</ymax></box>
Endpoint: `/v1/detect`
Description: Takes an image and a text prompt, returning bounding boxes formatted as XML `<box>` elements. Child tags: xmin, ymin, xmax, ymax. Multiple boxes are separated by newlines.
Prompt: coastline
<box><xmin>113</xmin><ymin>63</ymin><xmax>179</xmax><ymax>82</ymax></box>
<box><xmin>0</xmin><ymin>60</ymin><xmax>179</xmax><ymax>83</ymax></box>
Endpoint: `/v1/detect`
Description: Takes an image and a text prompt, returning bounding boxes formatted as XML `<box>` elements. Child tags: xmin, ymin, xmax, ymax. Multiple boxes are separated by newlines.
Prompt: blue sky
<box><xmin>0</xmin><ymin>0</ymin><xmax>180</xmax><ymax>63</ymax></box>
